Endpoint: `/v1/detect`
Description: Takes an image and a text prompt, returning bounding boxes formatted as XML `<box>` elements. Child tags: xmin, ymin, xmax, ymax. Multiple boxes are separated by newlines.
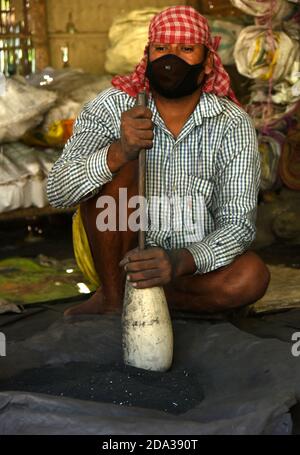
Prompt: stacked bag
<box><xmin>231</xmin><ymin>0</ymin><xmax>300</xmax><ymax>194</ymax></box>
<box><xmin>25</xmin><ymin>69</ymin><xmax>111</xmax><ymax>147</ymax></box>
<box><xmin>232</xmin><ymin>0</ymin><xmax>300</xmax><ymax>130</ymax></box>
<box><xmin>230</xmin><ymin>0</ymin><xmax>300</xmax><ymax>251</ymax></box>
<box><xmin>0</xmin><ymin>70</ymin><xmax>112</xmax><ymax>214</ymax></box>
<box><xmin>0</xmin><ymin>76</ymin><xmax>59</xmax><ymax>214</ymax></box>
<box><xmin>105</xmin><ymin>8</ymin><xmax>162</xmax><ymax>75</ymax></box>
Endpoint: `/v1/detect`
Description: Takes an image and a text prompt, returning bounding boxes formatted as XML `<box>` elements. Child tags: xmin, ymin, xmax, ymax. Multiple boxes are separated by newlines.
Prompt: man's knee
<box><xmin>216</xmin><ymin>253</ymin><xmax>270</xmax><ymax>310</ymax></box>
<box><xmin>252</xmin><ymin>259</ymin><xmax>271</xmax><ymax>301</ymax></box>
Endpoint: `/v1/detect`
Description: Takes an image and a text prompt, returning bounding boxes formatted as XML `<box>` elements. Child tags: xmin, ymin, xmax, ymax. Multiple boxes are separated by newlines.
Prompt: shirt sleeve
<box><xmin>47</xmin><ymin>94</ymin><xmax>117</xmax><ymax>208</ymax></box>
<box><xmin>185</xmin><ymin>114</ymin><xmax>261</xmax><ymax>274</ymax></box>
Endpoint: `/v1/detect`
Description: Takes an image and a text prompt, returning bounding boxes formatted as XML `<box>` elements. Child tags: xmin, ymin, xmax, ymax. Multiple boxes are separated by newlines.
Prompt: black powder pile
<box><xmin>0</xmin><ymin>362</ymin><xmax>204</xmax><ymax>415</ymax></box>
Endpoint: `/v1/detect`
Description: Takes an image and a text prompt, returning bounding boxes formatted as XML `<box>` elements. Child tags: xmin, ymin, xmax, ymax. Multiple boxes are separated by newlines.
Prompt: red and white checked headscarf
<box><xmin>112</xmin><ymin>6</ymin><xmax>240</xmax><ymax>105</ymax></box>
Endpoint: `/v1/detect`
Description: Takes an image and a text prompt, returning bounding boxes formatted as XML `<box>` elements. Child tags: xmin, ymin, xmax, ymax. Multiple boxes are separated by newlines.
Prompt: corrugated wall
<box><xmin>46</xmin><ymin>0</ymin><xmax>187</xmax><ymax>74</ymax></box>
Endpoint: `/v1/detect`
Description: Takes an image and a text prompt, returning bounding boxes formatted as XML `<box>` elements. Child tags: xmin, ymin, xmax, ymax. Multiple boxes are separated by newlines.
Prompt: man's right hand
<box><xmin>107</xmin><ymin>106</ymin><xmax>154</xmax><ymax>173</ymax></box>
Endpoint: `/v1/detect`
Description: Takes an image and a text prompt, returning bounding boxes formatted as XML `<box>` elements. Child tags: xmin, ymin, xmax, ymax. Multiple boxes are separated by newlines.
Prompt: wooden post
<box><xmin>28</xmin><ymin>0</ymin><xmax>50</xmax><ymax>70</ymax></box>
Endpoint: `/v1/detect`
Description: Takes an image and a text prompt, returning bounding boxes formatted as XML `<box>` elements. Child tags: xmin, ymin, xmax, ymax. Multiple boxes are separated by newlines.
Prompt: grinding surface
<box><xmin>0</xmin><ymin>315</ymin><xmax>299</xmax><ymax>434</ymax></box>
<box><xmin>0</xmin><ymin>362</ymin><xmax>201</xmax><ymax>415</ymax></box>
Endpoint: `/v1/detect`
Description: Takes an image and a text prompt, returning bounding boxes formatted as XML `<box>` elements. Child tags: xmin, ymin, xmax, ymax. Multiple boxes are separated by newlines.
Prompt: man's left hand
<box><xmin>119</xmin><ymin>247</ymin><xmax>173</xmax><ymax>289</ymax></box>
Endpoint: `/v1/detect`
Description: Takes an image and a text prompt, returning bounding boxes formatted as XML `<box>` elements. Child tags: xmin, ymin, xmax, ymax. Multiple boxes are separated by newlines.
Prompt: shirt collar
<box><xmin>192</xmin><ymin>92</ymin><xmax>224</xmax><ymax>126</ymax></box>
<box><xmin>148</xmin><ymin>91</ymin><xmax>224</xmax><ymax>129</ymax></box>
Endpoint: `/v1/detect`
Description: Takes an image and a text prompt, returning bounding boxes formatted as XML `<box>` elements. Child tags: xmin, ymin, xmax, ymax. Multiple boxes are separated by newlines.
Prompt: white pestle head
<box><xmin>122</xmin><ymin>282</ymin><xmax>174</xmax><ymax>372</ymax></box>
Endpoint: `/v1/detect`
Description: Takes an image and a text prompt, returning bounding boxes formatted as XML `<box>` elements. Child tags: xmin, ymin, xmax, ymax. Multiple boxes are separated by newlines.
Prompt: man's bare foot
<box><xmin>64</xmin><ymin>287</ymin><xmax>121</xmax><ymax>316</ymax></box>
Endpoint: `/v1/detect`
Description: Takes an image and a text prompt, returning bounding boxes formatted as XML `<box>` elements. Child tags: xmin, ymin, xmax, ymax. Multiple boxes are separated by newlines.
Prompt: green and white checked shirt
<box><xmin>47</xmin><ymin>88</ymin><xmax>260</xmax><ymax>274</ymax></box>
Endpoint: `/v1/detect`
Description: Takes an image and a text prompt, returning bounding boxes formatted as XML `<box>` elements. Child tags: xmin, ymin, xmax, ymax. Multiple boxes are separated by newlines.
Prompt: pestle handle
<box><xmin>135</xmin><ymin>92</ymin><xmax>147</xmax><ymax>251</ymax></box>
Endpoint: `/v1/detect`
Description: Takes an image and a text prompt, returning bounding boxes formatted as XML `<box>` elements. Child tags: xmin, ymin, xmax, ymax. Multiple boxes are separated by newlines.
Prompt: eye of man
<box><xmin>153</xmin><ymin>44</ymin><xmax>196</xmax><ymax>53</ymax></box>
<box><xmin>181</xmin><ymin>46</ymin><xmax>195</xmax><ymax>52</ymax></box>
<box><xmin>154</xmin><ymin>45</ymin><xmax>170</xmax><ymax>51</ymax></box>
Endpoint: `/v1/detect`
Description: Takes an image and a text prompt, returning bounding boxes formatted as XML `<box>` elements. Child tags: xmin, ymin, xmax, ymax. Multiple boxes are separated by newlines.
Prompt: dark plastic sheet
<box><xmin>0</xmin><ymin>315</ymin><xmax>298</xmax><ymax>435</ymax></box>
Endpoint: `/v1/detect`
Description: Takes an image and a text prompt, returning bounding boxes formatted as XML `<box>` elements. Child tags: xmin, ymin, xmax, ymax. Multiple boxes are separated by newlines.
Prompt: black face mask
<box><xmin>146</xmin><ymin>53</ymin><xmax>205</xmax><ymax>99</ymax></box>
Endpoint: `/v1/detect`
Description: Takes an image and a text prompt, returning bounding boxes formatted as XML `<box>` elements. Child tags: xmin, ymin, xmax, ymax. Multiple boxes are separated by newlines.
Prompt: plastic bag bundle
<box><xmin>234</xmin><ymin>26</ymin><xmax>300</xmax><ymax>82</ymax></box>
<box><xmin>245</xmin><ymin>73</ymin><xmax>300</xmax><ymax>128</ymax></box>
<box><xmin>272</xmin><ymin>80</ymin><xmax>300</xmax><ymax>105</ymax></box>
<box><xmin>26</xmin><ymin>69</ymin><xmax>112</xmax><ymax>146</ymax></box>
<box><xmin>0</xmin><ymin>143</ymin><xmax>60</xmax><ymax>213</ymax></box>
<box><xmin>246</xmin><ymin>94</ymin><xmax>299</xmax><ymax>129</ymax></box>
<box><xmin>248</xmin><ymin>100</ymin><xmax>300</xmax><ymax>129</ymax></box>
<box><xmin>207</xmin><ymin>18</ymin><xmax>243</xmax><ymax>65</ymax></box>
<box><xmin>247</xmin><ymin>61</ymin><xmax>300</xmax><ymax>112</ymax></box>
<box><xmin>27</xmin><ymin>69</ymin><xmax>112</xmax><ymax>103</ymax></box>
<box><xmin>258</xmin><ymin>132</ymin><xmax>285</xmax><ymax>190</ymax></box>
<box><xmin>22</xmin><ymin>118</ymin><xmax>76</xmax><ymax>149</ymax></box>
<box><xmin>43</xmin><ymin>100</ymin><xmax>80</xmax><ymax>132</ymax></box>
<box><xmin>27</xmin><ymin>69</ymin><xmax>111</xmax><ymax>122</ymax></box>
<box><xmin>230</xmin><ymin>0</ymin><xmax>296</xmax><ymax>24</ymax></box>
<box><xmin>105</xmin><ymin>8</ymin><xmax>162</xmax><ymax>75</ymax></box>
<box><xmin>0</xmin><ymin>78</ymin><xmax>57</xmax><ymax>143</ymax></box>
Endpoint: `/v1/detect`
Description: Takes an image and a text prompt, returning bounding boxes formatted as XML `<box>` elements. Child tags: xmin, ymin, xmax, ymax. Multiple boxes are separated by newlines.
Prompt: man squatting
<box><xmin>47</xmin><ymin>6</ymin><xmax>270</xmax><ymax>316</ymax></box>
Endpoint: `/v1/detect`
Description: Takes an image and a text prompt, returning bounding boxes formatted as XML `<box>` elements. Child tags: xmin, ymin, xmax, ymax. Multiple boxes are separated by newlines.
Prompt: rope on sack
<box><xmin>258</xmin><ymin>0</ymin><xmax>277</xmax><ymax>133</ymax></box>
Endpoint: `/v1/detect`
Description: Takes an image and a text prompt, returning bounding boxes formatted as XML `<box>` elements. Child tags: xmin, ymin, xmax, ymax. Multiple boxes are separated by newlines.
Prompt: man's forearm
<box><xmin>185</xmin><ymin>218</ymin><xmax>256</xmax><ymax>275</ymax></box>
<box><xmin>168</xmin><ymin>248</ymin><xmax>197</xmax><ymax>279</ymax></box>
<box><xmin>107</xmin><ymin>141</ymin><xmax>129</xmax><ymax>173</ymax></box>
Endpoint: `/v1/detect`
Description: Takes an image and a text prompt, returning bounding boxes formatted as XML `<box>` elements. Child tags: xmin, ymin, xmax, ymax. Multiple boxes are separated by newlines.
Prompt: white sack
<box><xmin>105</xmin><ymin>8</ymin><xmax>162</xmax><ymax>75</ymax></box>
<box><xmin>0</xmin><ymin>143</ymin><xmax>60</xmax><ymax>213</ymax></box>
<box><xmin>27</xmin><ymin>69</ymin><xmax>111</xmax><ymax>129</ymax></box>
<box><xmin>0</xmin><ymin>77</ymin><xmax>57</xmax><ymax>143</ymax></box>
<box><xmin>234</xmin><ymin>26</ymin><xmax>300</xmax><ymax>82</ymax></box>
<box><xmin>230</xmin><ymin>0</ymin><xmax>295</xmax><ymax>23</ymax></box>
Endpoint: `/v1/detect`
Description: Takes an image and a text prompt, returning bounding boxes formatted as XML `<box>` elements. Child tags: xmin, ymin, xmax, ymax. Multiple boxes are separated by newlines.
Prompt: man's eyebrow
<box><xmin>150</xmin><ymin>43</ymin><xmax>201</xmax><ymax>48</ymax></box>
